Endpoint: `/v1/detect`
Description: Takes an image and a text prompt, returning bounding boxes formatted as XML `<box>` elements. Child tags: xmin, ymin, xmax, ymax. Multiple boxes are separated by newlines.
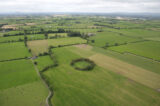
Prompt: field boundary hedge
<box><xmin>0</xmin><ymin>57</ymin><xmax>28</xmax><ymax>62</ymax></box>
<box><xmin>71</xmin><ymin>58</ymin><xmax>95</xmax><ymax>71</ymax></box>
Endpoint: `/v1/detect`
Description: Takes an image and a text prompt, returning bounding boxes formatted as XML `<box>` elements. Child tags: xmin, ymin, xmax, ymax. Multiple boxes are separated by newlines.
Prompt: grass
<box><xmin>73</xmin><ymin>61</ymin><xmax>91</xmax><ymax>69</ymax></box>
<box><xmin>92</xmin><ymin>46</ymin><xmax>160</xmax><ymax>75</ymax></box>
<box><xmin>105</xmin><ymin>28</ymin><xmax>160</xmax><ymax>38</ymax></box>
<box><xmin>48</xmin><ymin>33</ymin><xmax>68</xmax><ymax>38</ymax></box>
<box><xmin>27</xmin><ymin>34</ymin><xmax>45</xmax><ymax>40</ymax></box>
<box><xmin>0</xmin><ymin>59</ymin><xmax>49</xmax><ymax>106</ymax></box>
<box><xmin>42</xmin><ymin>46</ymin><xmax>160</xmax><ymax>106</ymax></box>
<box><xmin>35</xmin><ymin>56</ymin><xmax>54</xmax><ymax>71</ymax></box>
<box><xmin>89</xmin><ymin>31</ymin><xmax>141</xmax><ymax>47</ymax></box>
<box><xmin>0</xmin><ymin>42</ymin><xmax>31</xmax><ymax>61</ymax></box>
<box><xmin>27</xmin><ymin>40</ymin><xmax>49</xmax><ymax>56</ymax></box>
<box><xmin>109</xmin><ymin>41</ymin><xmax>160</xmax><ymax>61</ymax></box>
<box><xmin>0</xmin><ymin>59</ymin><xmax>38</xmax><ymax>90</ymax></box>
<box><xmin>0</xmin><ymin>36</ymin><xmax>24</xmax><ymax>43</ymax></box>
<box><xmin>27</xmin><ymin>37</ymin><xmax>86</xmax><ymax>56</ymax></box>
<box><xmin>48</xmin><ymin>37</ymin><xmax>87</xmax><ymax>47</ymax></box>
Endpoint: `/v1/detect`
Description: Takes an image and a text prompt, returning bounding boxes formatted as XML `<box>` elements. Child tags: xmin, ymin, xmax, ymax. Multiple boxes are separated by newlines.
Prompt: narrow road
<box><xmin>31</xmin><ymin>59</ymin><xmax>52</xmax><ymax>106</ymax></box>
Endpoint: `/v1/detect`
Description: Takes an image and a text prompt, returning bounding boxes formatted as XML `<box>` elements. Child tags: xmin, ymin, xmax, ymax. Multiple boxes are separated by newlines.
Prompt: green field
<box><xmin>0</xmin><ymin>59</ymin><xmax>48</xmax><ymax>106</ymax></box>
<box><xmin>0</xmin><ymin>42</ymin><xmax>31</xmax><ymax>61</ymax></box>
<box><xmin>48</xmin><ymin>33</ymin><xmax>68</xmax><ymax>38</ymax></box>
<box><xmin>105</xmin><ymin>28</ymin><xmax>160</xmax><ymax>38</ymax></box>
<box><xmin>28</xmin><ymin>37</ymin><xmax>87</xmax><ymax>56</ymax></box>
<box><xmin>42</xmin><ymin>46</ymin><xmax>160</xmax><ymax>106</ymax></box>
<box><xmin>109</xmin><ymin>41</ymin><xmax>160</xmax><ymax>61</ymax></box>
<box><xmin>89</xmin><ymin>31</ymin><xmax>142</xmax><ymax>47</ymax></box>
<box><xmin>1</xmin><ymin>15</ymin><xmax>160</xmax><ymax>106</ymax></box>
<box><xmin>35</xmin><ymin>56</ymin><xmax>54</xmax><ymax>71</ymax></box>
<box><xmin>48</xmin><ymin>37</ymin><xmax>87</xmax><ymax>47</ymax></box>
<box><xmin>0</xmin><ymin>36</ymin><xmax>24</xmax><ymax>43</ymax></box>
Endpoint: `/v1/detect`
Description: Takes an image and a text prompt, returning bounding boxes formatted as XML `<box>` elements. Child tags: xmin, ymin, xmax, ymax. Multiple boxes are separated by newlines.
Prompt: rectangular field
<box><xmin>89</xmin><ymin>31</ymin><xmax>142</xmax><ymax>47</ymax></box>
<box><xmin>109</xmin><ymin>41</ymin><xmax>160</xmax><ymax>61</ymax></box>
<box><xmin>48</xmin><ymin>37</ymin><xmax>87</xmax><ymax>47</ymax></box>
<box><xmin>0</xmin><ymin>42</ymin><xmax>31</xmax><ymax>61</ymax></box>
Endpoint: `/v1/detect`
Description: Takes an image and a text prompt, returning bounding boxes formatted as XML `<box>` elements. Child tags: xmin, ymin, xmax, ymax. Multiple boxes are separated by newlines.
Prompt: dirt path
<box><xmin>89</xmin><ymin>53</ymin><xmax>160</xmax><ymax>90</ymax></box>
<box><xmin>31</xmin><ymin>59</ymin><xmax>52</xmax><ymax>106</ymax></box>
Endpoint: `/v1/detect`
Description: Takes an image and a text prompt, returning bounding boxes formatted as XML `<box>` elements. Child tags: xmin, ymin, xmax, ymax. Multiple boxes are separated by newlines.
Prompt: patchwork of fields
<box><xmin>0</xmin><ymin>15</ymin><xmax>160</xmax><ymax>106</ymax></box>
<box><xmin>109</xmin><ymin>41</ymin><xmax>160</xmax><ymax>61</ymax></box>
<box><xmin>28</xmin><ymin>37</ymin><xmax>87</xmax><ymax>56</ymax></box>
<box><xmin>42</xmin><ymin>46</ymin><xmax>160</xmax><ymax>106</ymax></box>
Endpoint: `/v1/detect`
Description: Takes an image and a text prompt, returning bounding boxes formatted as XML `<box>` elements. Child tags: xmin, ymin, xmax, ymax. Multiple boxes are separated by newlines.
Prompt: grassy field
<box><xmin>48</xmin><ymin>37</ymin><xmax>87</xmax><ymax>47</ymax></box>
<box><xmin>42</xmin><ymin>46</ymin><xmax>160</xmax><ymax>106</ymax></box>
<box><xmin>35</xmin><ymin>56</ymin><xmax>54</xmax><ymax>71</ymax></box>
<box><xmin>28</xmin><ymin>37</ymin><xmax>86</xmax><ymax>56</ymax></box>
<box><xmin>0</xmin><ymin>36</ymin><xmax>24</xmax><ymax>43</ymax></box>
<box><xmin>27</xmin><ymin>40</ymin><xmax>49</xmax><ymax>56</ymax></box>
<box><xmin>1</xmin><ymin>15</ymin><xmax>160</xmax><ymax>106</ymax></box>
<box><xmin>105</xmin><ymin>28</ymin><xmax>160</xmax><ymax>38</ymax></box>
<box><xmin>0</xmin><ymin>59</ymin><xmax>48</xmax><ymax>106</ymax></box>
<box><xmin>89</xmin><ymin>31</ymin><xmax>142</xmax><ymax>47</ymax></box>
<box><xmin>0</xmin><ymin>42</ymin><xmax>31</xmax><ymax>61</ymax></box>
<box><xmin>27</xmin><ymin>34</ymin><xmax>45</xmax><ymax>40</ymax></box>
<box><xmin>109</xmin><ymin>41</ymin><xmax>160</xmax><ymax>61</ymax></box>
<box><xmin>48</xmin><ymin>33</ymin><xmax>68</xmax><ymax>38</ymax></box>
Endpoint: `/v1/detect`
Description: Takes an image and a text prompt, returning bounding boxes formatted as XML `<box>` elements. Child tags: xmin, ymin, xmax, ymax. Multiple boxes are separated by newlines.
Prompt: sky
<box><xmin>0</xmin><ymin>0</ymin><xmax>160</xmax><ymax>13</ymax></box>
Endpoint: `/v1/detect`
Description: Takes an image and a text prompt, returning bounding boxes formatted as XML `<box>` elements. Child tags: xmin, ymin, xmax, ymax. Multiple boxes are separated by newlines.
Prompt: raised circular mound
<box><xmin>70</xmin><ymin>58</ymin><xmax>95</xmax><ymax>71</ymax></box>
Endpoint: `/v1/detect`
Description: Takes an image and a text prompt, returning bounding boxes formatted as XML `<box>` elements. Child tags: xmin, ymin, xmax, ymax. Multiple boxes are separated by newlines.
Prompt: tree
<box><xmin>24</xmin><ymin>30</ymin><xmax>27</xmax><ymax>35</ymax></box>
<box><xmin>40</xmin><ymin>28</ymin><xmax>44</xmax><ymax>33</ymax></box>
<box><xmin>44</xmin><ymin>33</ymin><xmax>48</xmax><ymax>39</ymax></box>
<box><xmin>24</xmin><ymin>36</ymin><xmax>28</xmax><ymax>41</ymax></box>
<box><xmin>91</xmin><ymin>40</ymin><xmax>95</xmax><ymax>43</ymax></box>
<box><xmin>114</xmin><ymin>43</ymin><xmax>119</xmax><ymax>46</ymax></box>
<box><xmin>105</xmin><ymin>43</ymin><xmax>109</xmax><ymax>48</ymax></box>
<box><xmin>24</xmin><ymin>36</ymin><xmax>28</xmax><ymax>47</ymax></box>
<box><xmin>34</xmin><ymin>61</ymin><xmax>37</xmax><ymax>65</ymax></box>
<box><xmin>67</xmin><ymin>31</ymin><xmax>81</xmax><ymax>37</ymax></box>
<box><xmin>58</xmin><ymin>28</ymin><xmax>65</xmax><ymax>33</ymax></box>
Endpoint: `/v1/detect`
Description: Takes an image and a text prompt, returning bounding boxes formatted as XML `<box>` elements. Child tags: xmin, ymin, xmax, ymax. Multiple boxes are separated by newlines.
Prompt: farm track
<box><xmin>31</xmin><ymin>59</ymin><xmax>52</xmax><ymax>106</ymax></box>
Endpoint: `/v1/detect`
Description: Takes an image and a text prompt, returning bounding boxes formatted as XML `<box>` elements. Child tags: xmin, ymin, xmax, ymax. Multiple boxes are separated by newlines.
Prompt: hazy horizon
<box><xmin>0</xmin><ymin>0</ymin><xmax>160</xmax><ymax>13</ymax></box>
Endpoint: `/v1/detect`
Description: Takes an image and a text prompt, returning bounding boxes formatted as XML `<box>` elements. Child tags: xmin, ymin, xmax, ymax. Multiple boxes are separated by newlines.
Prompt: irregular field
<box><xmin>42</xmin><ymin>46</ymin><xmax>160</xmax><ymax>106</ymax></box>
<box><xmin>35</xmin><ymin>56</ymin><xmax>54</xmax><ymax>71</ymax></box>
<box><xmin>0</xmin><ymin>42</ymin><xmax>31</xmax><ymax>61</ymax></box>
<box><xmin>0</xmin><ymin>59</ymin><xmax>48</xmax><ymax>106</ymax></box>
<box><xmin>89</xmin><ymin>31</ymin><xmax>142</xmax><ymax>47</ymax></box>
<box><xmin>109</xmin><ymin>41</ymin><xmax>160</xmax><ymax>61</ymax></box>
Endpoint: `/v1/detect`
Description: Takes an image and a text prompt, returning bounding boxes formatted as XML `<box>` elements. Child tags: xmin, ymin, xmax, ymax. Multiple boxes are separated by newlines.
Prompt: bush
<box><xmin>34</xmin><ymin>61</ymin><xmax>38</xmax><ymax>65</ymax></box>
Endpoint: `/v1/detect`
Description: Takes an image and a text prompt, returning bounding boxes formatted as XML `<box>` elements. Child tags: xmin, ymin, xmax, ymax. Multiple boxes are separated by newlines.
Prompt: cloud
<box><xmin>0</xmin><ymin>0</ymin><xmax>159</xmax><ymax>13</ymax></box>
